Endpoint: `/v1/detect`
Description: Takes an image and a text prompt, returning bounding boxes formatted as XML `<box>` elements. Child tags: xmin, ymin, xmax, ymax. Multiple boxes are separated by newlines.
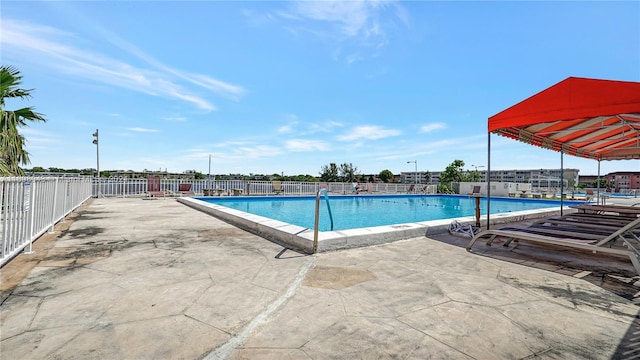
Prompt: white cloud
<box><xmin>278</xmin><ymin>115</ymin><xmax>344</xmax><ymax>135</ymax></box>
<box><xmin>278</xmin><ymin>125</ymin><xmax>295</xmax><ymax>133</ymax></box>
<box><xmin>1</xmin><ymin>19</ymin><xmax>245</xmax><ymax>111</ymax></box>
<box><xmin>308</xmin><ymin>120</ymin><xmax>344</xmax><ymax>133</ymax></box>
<box><xmin>271</xmin><ymin>0</ymin><xmax>408</xmax><ymax>63</ymax></box>
<box><xmin>337</xmin><ymin>125</ymin><xmax>401</xmax><ymax>141</ymax></box>
<box><xmin>181</xmin><ymin>73</ymin><xmax>245</xmax><ymax>101</ymax></box>
<box><xmin>277</xmin><ymin>114</ymin><xmax>300</xmax><ymax>133</ymax></box>
<box><xmin>162</xmin><ymin>116</ymin><xmax>188</xmax><ymax>122</ymax></box>
<box><xmin>91</xmin><ymin>18</ymin><xmax>246</xmax><ymax>101</ymax></box>
<box><xmin>346</xmin><ymin>52</ymin><xmax>364</xmax><ymax>64</ymax></box>
<box><xmin>21</xmin><ymin>128</ymin><xmax>52</xmax><ymax>136</ymax></box>
<box><xmin>22</xmin><ymin>128</ymin><xmax>60</xmax><ymax>148</ymax></box>
<box><xmin>420</xmin><ymin>122</ymin><xmax>446</xmax><ymax>133</ymax></box>
<box><xmin>188</xmin><ymin>141</ymin><xmax>284</xmax><ymax>161</ymax></box>
<box><xmin>212</xmin><ymin>140</ymin><xmax>253</xmax><ymax>148</ymax></box>
<box><xmin>289</xmin><ymin>1</ymin><xmax>375</xmax><ymax>38</ymax></box>
<box><xmin>127</xmin><ymin>127</ymin><xmax>159</xmax><ymax>133</ymax></box>
<box><xmin>285</xmin><ymin>139</ymin><xmax>330</xmax><ymax>152</ymax></box>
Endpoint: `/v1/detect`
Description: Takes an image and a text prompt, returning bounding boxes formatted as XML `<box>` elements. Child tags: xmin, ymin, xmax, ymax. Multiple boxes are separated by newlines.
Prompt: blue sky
<box><xmin>2</xmin><ymin>1</ymin><xmax>639</xmax><ymax>177</ymax></box>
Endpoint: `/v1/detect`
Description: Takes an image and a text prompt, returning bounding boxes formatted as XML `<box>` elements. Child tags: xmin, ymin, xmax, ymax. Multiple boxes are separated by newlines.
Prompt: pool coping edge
<box><xmin>178</xmin><ymin>197</ymin><xmax>573</xmax><ymax>253</ymax></box>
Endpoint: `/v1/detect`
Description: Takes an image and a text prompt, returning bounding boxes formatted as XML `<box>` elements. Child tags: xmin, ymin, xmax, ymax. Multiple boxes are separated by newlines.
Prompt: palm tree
<box><xmin>0</xmin><ymin>65</ymin><xmax>46</xmax><ymax>176</ymax></box>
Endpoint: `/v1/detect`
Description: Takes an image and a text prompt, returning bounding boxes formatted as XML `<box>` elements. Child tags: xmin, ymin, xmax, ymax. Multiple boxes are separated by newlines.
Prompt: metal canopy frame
<box><xmin>486</xmin><ymin>77</ymin><xmax>640</xmax><ymax>229</ymax></box>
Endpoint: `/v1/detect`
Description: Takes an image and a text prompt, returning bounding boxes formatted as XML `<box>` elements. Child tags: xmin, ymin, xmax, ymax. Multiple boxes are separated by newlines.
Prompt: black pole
<box><xmin>597</xmin><ymin>160</ymin><xmax>601</xmax><ymax>204</ymax></box>
<box><xmin>560</xmin><ymin>149</ymin><xmax>564</xmax><ymax>216</ymax></box>
<box><xmin>487</xmin><ymin>132</ymin><xmax>491</xmax><ymax>230</ymax></box>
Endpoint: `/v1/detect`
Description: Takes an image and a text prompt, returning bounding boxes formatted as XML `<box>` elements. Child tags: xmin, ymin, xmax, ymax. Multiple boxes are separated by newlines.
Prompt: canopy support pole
<box><xmin>486</xmin><ymin>132</ymin><xmax>491</xmax><ymax>230</ymax></box>
<box><xmin>597</xmin><ymin>160</ymin><xmax>601</xmax><ymax>204</ymax></box>
<box><xmin>560</xmin><ymin>149</ymin><xmax>564</xmax><ymax>216</ymax></box>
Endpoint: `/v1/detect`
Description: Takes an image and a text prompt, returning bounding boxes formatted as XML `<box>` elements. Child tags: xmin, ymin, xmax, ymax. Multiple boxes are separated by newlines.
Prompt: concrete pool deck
<box><xmin>1</xmin><ymin>197</ymin><xmax>639</xmax><ymax>359</ymax></box>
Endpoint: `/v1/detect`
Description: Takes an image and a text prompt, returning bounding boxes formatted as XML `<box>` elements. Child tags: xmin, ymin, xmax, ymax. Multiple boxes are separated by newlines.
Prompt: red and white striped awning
<box><xmin>489</xmin><ymin>77</ymin><xmax>640</xmax><ymax>161</ymax></box>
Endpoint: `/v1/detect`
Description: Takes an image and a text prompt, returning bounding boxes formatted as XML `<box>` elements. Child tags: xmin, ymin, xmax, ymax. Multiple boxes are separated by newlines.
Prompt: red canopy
<box><xmin>488</xmin><ymin>77</ymin><xmax>640</xmax><ymax>160</ymax></box>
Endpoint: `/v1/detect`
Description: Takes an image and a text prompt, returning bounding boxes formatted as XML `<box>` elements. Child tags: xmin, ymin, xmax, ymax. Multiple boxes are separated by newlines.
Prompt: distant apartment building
<box><xmin>491</xmin><ymin>169</ymin><xmax>579</xmax><ymax>189</ymax></box>
<box><xmin>400</xmin><ymin>171</ymin><xmax>437</xmax><ymax>184</ymax></box>
<box><xmin>108</xmin><ymin>170</ymin><xmax>197</xmax><ymax>179</ymax></box>
<box><xmin>400</xmin><ymin>168</ymin><xmax>580</xmax><ymax>189</ymax></box>
<box><xmin>579</xmin><ymin>171</ymin><xmax>640</xmax><ymax>192</ymax></box>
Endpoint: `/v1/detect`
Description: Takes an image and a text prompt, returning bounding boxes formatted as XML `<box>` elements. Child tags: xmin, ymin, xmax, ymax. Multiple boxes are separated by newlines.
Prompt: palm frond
<box><xmin>0</xmin><ymin>158</ymin><xmax>12</xmax><ymax>176</ymax></box>
<box><xmin>0</xmin><ymin>65</ymin><xmax>46</xmax><ymax>174</ymax></box>
<box><xmin>10</xmin><ymin>107</ymin><xmax>46</xmax><ymax>125</ymax></box>
<box><xmin>0</xmin><ymin>66</ymin><xmax>32</xmax><ymax>105</ymax></box>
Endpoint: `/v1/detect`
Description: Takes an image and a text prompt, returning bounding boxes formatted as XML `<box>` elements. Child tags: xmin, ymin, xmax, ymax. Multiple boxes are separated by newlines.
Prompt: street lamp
<box><xmin>92</xmin><ymin>129</ymin><xmax>100</xmax><ymax>198</ymax></box>
<box><xmin>407</xmin><ymin>160</ymin><xmax>417</xmax><ymax>185</ymax></box>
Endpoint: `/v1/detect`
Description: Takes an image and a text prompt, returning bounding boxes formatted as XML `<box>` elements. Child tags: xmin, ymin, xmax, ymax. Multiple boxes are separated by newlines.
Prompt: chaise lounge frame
<box><xmin>272</xmin><ymin>181</ymin><xmax>285</xmax><ymax>195</ymax></box>
<box><xmin>466</xmin><ymin>217</ymin><xmax>640</xmax><ymax>276</ymax></box>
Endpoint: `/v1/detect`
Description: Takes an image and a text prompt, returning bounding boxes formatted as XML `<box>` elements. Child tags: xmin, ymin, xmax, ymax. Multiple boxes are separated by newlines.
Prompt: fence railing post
<box><xmin>49</xmin><ymin>178</ymin><xmax>59</xmax><ymax>233</ymax></box>
<box><xmin>25</xmin><ymin>179</ymin><xmax>35</xmax><ymax>254</ymax></box>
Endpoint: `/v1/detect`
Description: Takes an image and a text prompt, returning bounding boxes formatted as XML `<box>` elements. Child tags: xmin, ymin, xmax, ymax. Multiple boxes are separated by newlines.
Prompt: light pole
<box><xmin>407</xmin><ymin>160</ymin><xmax>417</xmax><ymax>185</ymax></box>
<box><xmin>92</xmin><ymin>129</ymin><xmax>100</xmax><ymax>198</ymax></box>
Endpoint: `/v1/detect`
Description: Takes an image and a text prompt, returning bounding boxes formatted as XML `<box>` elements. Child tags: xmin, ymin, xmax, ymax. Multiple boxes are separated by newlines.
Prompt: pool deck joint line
<box><xmin>203</xmin><ymin>256</ymin><xmax>315</xmax><ymax>360</ymax></box>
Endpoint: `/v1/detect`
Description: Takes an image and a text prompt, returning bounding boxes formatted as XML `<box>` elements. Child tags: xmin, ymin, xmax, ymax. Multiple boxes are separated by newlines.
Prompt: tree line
<box><xmin>318</xmin><ymin>163</ymin><xmax>396</xmax><ymax>183</ymax></box>
<box><xmin>5</xmin><ymin>66</ymin><xmax>608</xmax><ymax>190</ymax></box>
<box><xmin>317</xmin><ymin>160</ymin><xmax>484</xmax><ymax>191</ymax></box>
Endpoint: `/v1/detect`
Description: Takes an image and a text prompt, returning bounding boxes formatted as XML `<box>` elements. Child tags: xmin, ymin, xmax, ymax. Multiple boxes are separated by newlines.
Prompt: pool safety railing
<box><xmin>1</xmin><ymin>177</ymin><xmax>92</xmax><ymax>267</ymax></box>
<box><xmin>313</xmin><ymin>188</ymin><xmax>334</xmax><ymax>253</ymax></box>
<box><xmin>88</xmin><ymin>178</ymin><xmax>418</xmax><ymax>198</ymax></box>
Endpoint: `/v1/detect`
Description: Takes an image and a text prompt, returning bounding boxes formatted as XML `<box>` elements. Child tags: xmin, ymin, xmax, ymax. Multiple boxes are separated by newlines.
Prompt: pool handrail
<box><xmin>313</xmin><ymin>188</ymin><xmax>334</xmax><ymax>253</ymax></box>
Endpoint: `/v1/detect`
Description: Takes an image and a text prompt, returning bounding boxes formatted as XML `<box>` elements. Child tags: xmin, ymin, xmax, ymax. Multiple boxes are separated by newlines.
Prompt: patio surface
<box><xmin>1</xmin><ymin>197</ymin><xmax>639</xmax><ymax>359</ymax></box>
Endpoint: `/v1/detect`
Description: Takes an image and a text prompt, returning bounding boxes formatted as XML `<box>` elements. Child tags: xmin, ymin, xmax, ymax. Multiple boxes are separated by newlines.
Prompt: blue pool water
<box><xmin>199</xmin><ymin>195</ymin><xmax>583</xmax><ymax>232</ymax></box>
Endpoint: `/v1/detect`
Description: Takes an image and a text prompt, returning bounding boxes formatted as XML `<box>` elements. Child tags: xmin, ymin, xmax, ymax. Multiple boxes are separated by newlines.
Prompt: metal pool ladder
<box><xmin>313</xmin><ymin>188</ymin><xmax>334</xmax><ymax>253</ymax></box>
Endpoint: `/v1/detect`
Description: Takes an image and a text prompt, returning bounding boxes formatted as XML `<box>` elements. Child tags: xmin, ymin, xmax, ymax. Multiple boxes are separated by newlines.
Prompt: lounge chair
<box><xmin>272</xmin><ymin>181</ymin><xmax>284</xmax><ymax>195</ymax></box>
<box><xmin>466</xmin><ymin>217</ymin><xmax>640</xmax><ymax>276</ymax></box>
<box><xmin>178</xmin><ymin>183</ymin><xmax>195</xmax><ymax>196</ymax></box>
<box><xmin>146</xmin><ymin>176</ymin><xmax>166</xmax><ymax>198</ymax></box>
<box><xmin>407</xmin><ymin>184</ymin><xmax>415</xmax><ymax>193</ymax></box>
<box><xmin>353</xmin><ymin>182</ymin><xmax>370</xmax><ymax>194</ymax></box>
<box><xmin>535</xmin><ymin>216</ymin><xmax>632</xmax><ymax>231</ymax></box>
<box><xmin>420</xmin><ymin>185</ymin><xmax>433</xmax><ymax>194</ymax></box>
<box><xmin>585</xmin><ymin>189</ymin><xmax>595</xmax><ymax>202</ymax></box>
<box><xmin>358</xmin><ymin>183</ymin><xmax>374</xmax><ymax>194</ymax></box>
<box><xmin>497</xmin><ymin>222</ymin><xmax>616</xmax><ymax>241</ymax></box>
<box><xmin>564</xmin><ymin>212</ymin><xmax>634</xmax><ymax>223</ymax></box>
<box><xmin>570</xmin><ymin>204</ymin><xmax>640</xmax><ymax>220</ymax></box>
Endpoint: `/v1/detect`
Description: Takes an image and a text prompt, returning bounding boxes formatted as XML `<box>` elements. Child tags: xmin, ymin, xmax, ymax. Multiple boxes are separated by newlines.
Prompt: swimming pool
<box><xmin>179</xmin><ymin>194</ymin><xmax>581</xmax><ymax>253</ymax></box>
<box><xmin>197</xmin><ymin>195</ymin><xmax>581</xmax><ymax>231</ymax></box>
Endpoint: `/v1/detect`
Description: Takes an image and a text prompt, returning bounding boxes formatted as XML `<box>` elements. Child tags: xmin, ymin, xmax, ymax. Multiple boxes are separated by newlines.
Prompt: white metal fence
<box><xmin>92</xmin><ymin>179</ymin><xmax>436</xmax><ymax>197</ymax></box>
<box><xmin>0</xmin><ymin>177</ymin><xmax>431</xmax><ymax>267</ymax></box>
<box><xmin>1</xmin><ymin>177</ymin><xmax>92</xmax><ymax>267</ymax></box>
